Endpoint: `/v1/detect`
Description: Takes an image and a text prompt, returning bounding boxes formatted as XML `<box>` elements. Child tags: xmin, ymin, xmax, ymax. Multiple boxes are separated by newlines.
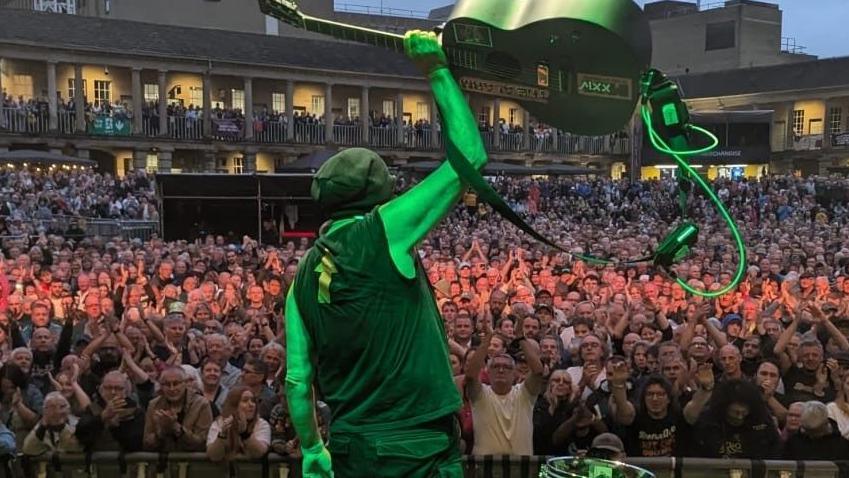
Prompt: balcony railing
<box><xmin>0</xmin><ymin>108</ymin><xmax>48</xmax><ymax>134</ymax></box>
<box><xmin>333</xmin><ymin>124</ymin><xmax>361</xmax><ymax>146</ymax></box>
<box><xmin>0</xmin><ymin>108</ymin><xmax>631</xmax><ymax>157</ymax></box>
<box><xmin>294</xmin><ymin>123</ymin><xmax>325</xmax><ymax>144</ymax></box>
<box><xmin>169</xmin><ymin>115</ymin><xmax>203</xmax><ymax>140</ymax></box>
<box><xmin>255</xmin><ymin>120</ymin><xmax>287</xmax><ymax>144</ymax></box>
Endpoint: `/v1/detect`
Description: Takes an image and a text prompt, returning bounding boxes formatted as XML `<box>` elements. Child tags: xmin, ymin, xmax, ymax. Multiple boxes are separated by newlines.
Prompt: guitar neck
<box><xmin>298</xmin><ymin>13</ymin><xmax>406</xmax><ymax>52</ymax></box>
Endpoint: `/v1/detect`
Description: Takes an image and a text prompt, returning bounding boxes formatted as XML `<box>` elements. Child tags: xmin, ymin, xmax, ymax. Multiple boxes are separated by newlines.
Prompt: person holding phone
<box><xmin>75</xmin><ymin>371</ymin><xmax>146</xmax><ymax>452</ymax></box>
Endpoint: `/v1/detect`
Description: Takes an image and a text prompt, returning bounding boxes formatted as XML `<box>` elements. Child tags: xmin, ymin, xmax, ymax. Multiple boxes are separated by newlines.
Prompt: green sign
<box><xmin>88</xmin><ymin>115</ymin><xmax>132</xmax><ymax>136</ymax></box>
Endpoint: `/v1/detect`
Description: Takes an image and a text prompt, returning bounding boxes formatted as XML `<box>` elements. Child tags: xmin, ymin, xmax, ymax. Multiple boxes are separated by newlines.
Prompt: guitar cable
<box><xmin>442</xmin><ymin>68</ymin><xmax>744</xmax><ymax>298</ymax></box>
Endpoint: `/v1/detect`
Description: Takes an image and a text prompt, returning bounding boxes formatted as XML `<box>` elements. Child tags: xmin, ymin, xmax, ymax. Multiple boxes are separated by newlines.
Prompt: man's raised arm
<box><xmin>380</xmin><ymin>30</ymin><xmax>488</xmax><ymax>278</ymax></box>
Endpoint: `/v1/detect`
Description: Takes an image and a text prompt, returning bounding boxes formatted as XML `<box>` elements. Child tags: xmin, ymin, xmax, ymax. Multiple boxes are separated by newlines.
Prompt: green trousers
<box><xmin>329</xmin><ymin>414</ymin><xmax>463</xmax><ymax>478</ymax></box>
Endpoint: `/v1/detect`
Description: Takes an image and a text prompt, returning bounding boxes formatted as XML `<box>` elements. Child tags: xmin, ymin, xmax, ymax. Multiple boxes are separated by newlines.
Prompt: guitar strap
<box><xmin>442</xmin><ymin>136</ymin><xmax>653</xmax><ymax>266</ymax></box>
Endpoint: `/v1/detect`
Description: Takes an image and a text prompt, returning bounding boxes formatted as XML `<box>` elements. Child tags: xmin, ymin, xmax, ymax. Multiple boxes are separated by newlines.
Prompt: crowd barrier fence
<box><xmin>6</xmin><ymin>454</ymin><xmax>849</xmax><ymax>478</ymax></box>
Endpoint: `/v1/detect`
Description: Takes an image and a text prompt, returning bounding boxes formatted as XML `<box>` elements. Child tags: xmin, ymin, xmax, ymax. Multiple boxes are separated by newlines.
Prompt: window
<box><xmin>705</xmin><ymin>21</ymin><xmax>735</xmax><ymax>51</ymax></box>
<box><xmin>272</xmin><ymin>93</ymin><xmax>285</xmax><ymax>114</ymax></box>
<box><xmin>830</xmin><ymin>107</ymin><xmax>843</xmax><ymax>135</ymax></box>
<box><xmin>509</xmin><ymin>108</ymin><xmax>518</xmax><ymax>125</ymax></box>
<box><xmin>145</xmin><ymin>154</ymin><xmax>158</xmax><ymax>173</ymax></box>
<box><xmin>94</xmin><ymin>80</ymin><xmax>111</xmax><ymax>106</ymax></box>
<box><xmin>143</xmin><ymin>84</ymin><xmax>159</xmax><ymax>103</ymax></box>
<box><xmin>233</xmin><ymin>156</ymin><xmax>244</xmax><ymax>174</ymax></box>
<box><xmin>478</xmin><ymin>106</ymin><xmax>491</xmax><ymax>126</ymax></box>
<box><xmin>382</xmin><ymin>99</ymin><xmax>395</xmax><ymax>119</ymax></box>
<box><xmin>67</xmin><ymin>78</ymin><xmax>87</xmax><ymax>101</ymax></box>
<box><xmin>415</xmin><ymin>102</ymin><xmax>429</xmax><ymax>122</ymax></box>
<box><xmin>310</xmin><ymin>95</ymin><xmax>325</xmax><ymax>116</ymax></box>
<box><xmin>231</xmin><ymin>89</ymin><xmax>245</xmax><ymax>111</ymax></box>
<box><xmin>347</xmin><ymin>98</ymin><xmax>360</xmax><ymax>120</ymax></box>
<box><xmin>190</xmin><ymin>86</ymin><xmax>203</xmax><ymax>108</ymax></box>
<box><xmin>792</xmin><ymin>109</ymin><xmax>805</xmax><ymax>136</ymax></box>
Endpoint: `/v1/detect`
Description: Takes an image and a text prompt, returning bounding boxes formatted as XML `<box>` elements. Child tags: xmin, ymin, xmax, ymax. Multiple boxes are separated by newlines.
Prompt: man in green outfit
<box><xmin>284</xmin><ymin>30</ymin><xmax>489</xmax><ymax>477</ymax></box>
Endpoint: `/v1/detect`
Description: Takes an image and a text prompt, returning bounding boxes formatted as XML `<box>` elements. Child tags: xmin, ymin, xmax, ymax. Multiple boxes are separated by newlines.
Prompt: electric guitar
<box><xmin>258</xmin><ymin>0</ymin><xmax>651</xmax><ymax>135</ymax></box>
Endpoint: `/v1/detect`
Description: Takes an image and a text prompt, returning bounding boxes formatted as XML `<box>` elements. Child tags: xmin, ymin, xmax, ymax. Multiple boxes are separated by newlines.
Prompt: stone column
<box><xmin>430</xmin><ymin>96</ymin><xmax>439</xmax><ymax>149</ymax></box>
<box><xmin>395</xmin><ymin>91</ymin><xmax>404</xmax><ymax>144</ymax></box>
<box><xmin>203</xmin><ymin>151</ymin><xmax>217</xmax><ymax>172</ymax></box>
<box><xmin>243</xmin><ymin>151</ymin><xmax>257</xmax><ymax>173</ymax></box>
<box><xmin>158</xmin><ymin>70</ymin><xmax>168</xmax><ymax>137</ymax></box>
<box><xmin>324</xmin><ymin>83</ymin><xmax>333</xmax><ymax>144</ymax></box>
<box><xmin>522</xmin><ymin>108</ymin><xmax>530</xmax><ymax>150</ymax></box>
<box><xmin>202</xmin><ymin>73</ymin><xmax>212</xmax><ymax>137</ymax></box>
<box><xmin>492</xmin><ymin>97</ymin><xmax>501</xmax><ymax>150</ymax></box>
<box><xmin>74</xmin><ymin>64</ymin><xmax>85</xmax><ymax>133</ymax></box>
<box><xmin>285</xmin><ymin>80</ymin><xmax>294</xmax><ymax>141</ymax></box>
<box><xmin>158</xmin><ymin>150</ymin><xmax>172</xmax><ymax>173</ymax></box>
<box><xmin>131</xmin><ymin>68</ymin><xmax>143</xmax><ymax>135</ymax></box>
<box><xmin>244</xmin><ymin>77</ymin><xmax>254</xmax><ymax>140</ymax></box>
<box><xmin>46</xmin><ymin>61</ymin><xmax>58</xmax><ymax>132</ymax></box>
<box><xmin>360</xmin><ymin>85</ymin><xmax>370</xmax><ymax>144</ymax></box>
<box><xmin>133</xmin><ymin>149</ymin><xmax>148</xmax><ymax>171</ymax></box>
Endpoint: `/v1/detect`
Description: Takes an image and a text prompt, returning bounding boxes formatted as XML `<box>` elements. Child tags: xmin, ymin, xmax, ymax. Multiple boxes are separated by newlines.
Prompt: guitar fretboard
<box><xmin>302</xmin><ymin>15</ymin><xmax>406</xmax><ymax>52</ymax></box>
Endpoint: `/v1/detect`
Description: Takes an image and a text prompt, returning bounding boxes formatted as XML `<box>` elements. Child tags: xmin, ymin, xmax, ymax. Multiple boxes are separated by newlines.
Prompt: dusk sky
<box><xmin>335</xmin><ymin>0</ymin><xmax>849</xmax><ymax>59</ymax></box>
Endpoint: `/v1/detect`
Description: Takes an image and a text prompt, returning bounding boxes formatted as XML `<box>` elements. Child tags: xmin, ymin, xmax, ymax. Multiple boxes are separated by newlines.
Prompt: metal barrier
<box><xmin>10</xmin><ymin>454</ymin><xmax>849</xmax><ymax>478</ymax></box>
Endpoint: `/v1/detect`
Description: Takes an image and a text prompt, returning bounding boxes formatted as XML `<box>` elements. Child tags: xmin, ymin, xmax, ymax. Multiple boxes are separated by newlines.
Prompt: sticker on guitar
<box><xmin>576</xmin><ymin>73</ymin><xmax>633</xmax><ymax>101</ymax></box>
<box><xmin>459</xmin><ymin>77</ymin><xmax>550</xmax><ymax>104</ymax></box>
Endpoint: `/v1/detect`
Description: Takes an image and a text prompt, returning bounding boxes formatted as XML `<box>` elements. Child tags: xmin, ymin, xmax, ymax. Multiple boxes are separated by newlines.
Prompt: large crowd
<box><xmin>0</xmin><ymin>168</ymin><xmax>846</xmax><ymax>470</ymax></box>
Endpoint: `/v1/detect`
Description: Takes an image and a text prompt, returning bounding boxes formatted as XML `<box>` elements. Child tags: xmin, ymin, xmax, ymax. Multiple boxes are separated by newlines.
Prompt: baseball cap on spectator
<box><xmin>590</xmin><ymin>433</ymin><xmax>625</xmax><ymax>454</ymax></box>
<box><xmin>535</xmin><ymin>303</ymin><xmax>553</xmax><ymax>314</ymax></box>
<box><xmin>458</xmin><ymin>262</ymin><xmax>471</xmax><ymax>270</ymax></box>
<box><xmin>167</xmin><ymin>301</ymin><xmax>186</xmax><ymax>315</ymax></box>
<box><xmin>722</xmin><ymin>314</ymin><xmax>742</xmax><ymax>331</ymax></box>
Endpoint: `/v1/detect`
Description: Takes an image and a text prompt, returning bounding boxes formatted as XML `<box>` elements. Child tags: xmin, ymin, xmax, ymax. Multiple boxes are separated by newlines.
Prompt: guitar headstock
<box><xmin>258</xmin><ymin>0</ymin><xmax>305</xmax><ymax>28</ymax></box>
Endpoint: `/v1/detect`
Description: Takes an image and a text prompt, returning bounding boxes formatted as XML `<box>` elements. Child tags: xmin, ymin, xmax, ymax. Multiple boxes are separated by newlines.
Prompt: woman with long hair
<box><xmin>533</xmin><ymin>368</ymin><xmax>580</xmax><ymax>455</ymax></box>
<box><xmin>827</xmin><ymin>371</ymin><xmax>849</xmax><ymax>439</ymax></box>
<box><xmin>206</xmin><ymin>386</ymin><xmax>271</xmax><ymax>461</ymax></box>
<box><xmin>693</xmin><ymin>379</ymin><xmax>781</xmax><ymax>458</ymax></box>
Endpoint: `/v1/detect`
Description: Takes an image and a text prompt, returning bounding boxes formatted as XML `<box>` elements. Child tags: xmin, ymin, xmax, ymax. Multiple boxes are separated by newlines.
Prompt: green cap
<box><xmin>168</xmin><ymin>301</ymin><xmax>186</xmax><ymax>315</ymax></box>
<box><xmin>311</xmin><ymin>148</ymin><xmax>394</xmax><ymax>219</ymax></box>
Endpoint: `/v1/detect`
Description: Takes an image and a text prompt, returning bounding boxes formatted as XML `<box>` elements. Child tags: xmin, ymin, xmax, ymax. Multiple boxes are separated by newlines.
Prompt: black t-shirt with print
<box><xmin>626</xmin><ymin>409</ymin><xmax>690</xmax><ymax>457</ymax></box>
<box><xmin>693</xmin><ymin>418</ymin><xmax>781</xmax><ymax>459</ymax></box>
<box><xmin>783</xmin><ymin>365</ymin><xmax>835</xmax><ymax>403</ymax></box>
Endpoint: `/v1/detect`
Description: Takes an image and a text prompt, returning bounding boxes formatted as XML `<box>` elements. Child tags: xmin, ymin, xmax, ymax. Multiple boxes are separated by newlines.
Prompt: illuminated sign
<box><xmin>459</xmin><ymin>77</ymin><xmax>549</xmax><ymax>103</ymax></box>
<box><xmin>576</xmin><ymin>73</ymin><xmax>632</xmax><ymax>101</ymax></box>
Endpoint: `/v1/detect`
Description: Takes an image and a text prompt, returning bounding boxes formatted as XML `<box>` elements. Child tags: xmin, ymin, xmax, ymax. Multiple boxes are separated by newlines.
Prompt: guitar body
<box><xmin>442</xmin><ymin>0</ymin><xmax>652</xmax><ymax>135</ymax></box>
<box><xmin>258</xmin><ymin>0</ymin><xmax>651</xmax><ymax>135</ymax></box>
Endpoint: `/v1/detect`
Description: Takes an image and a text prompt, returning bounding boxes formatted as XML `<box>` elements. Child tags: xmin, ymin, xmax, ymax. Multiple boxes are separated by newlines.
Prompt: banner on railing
<box><xmin>833</xmin><ymin>132</ymin><xmax>849</xmax><ymax>148</ymax></box>
<box><xmin>87</xmin><ymin>115</ymin><xmax>131</xmax><ymax>136</ymax></box>
<box><xmin>213</xmin><ymin>118</ymin><xmax>242</xmax><ymax>138</ymax></box>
